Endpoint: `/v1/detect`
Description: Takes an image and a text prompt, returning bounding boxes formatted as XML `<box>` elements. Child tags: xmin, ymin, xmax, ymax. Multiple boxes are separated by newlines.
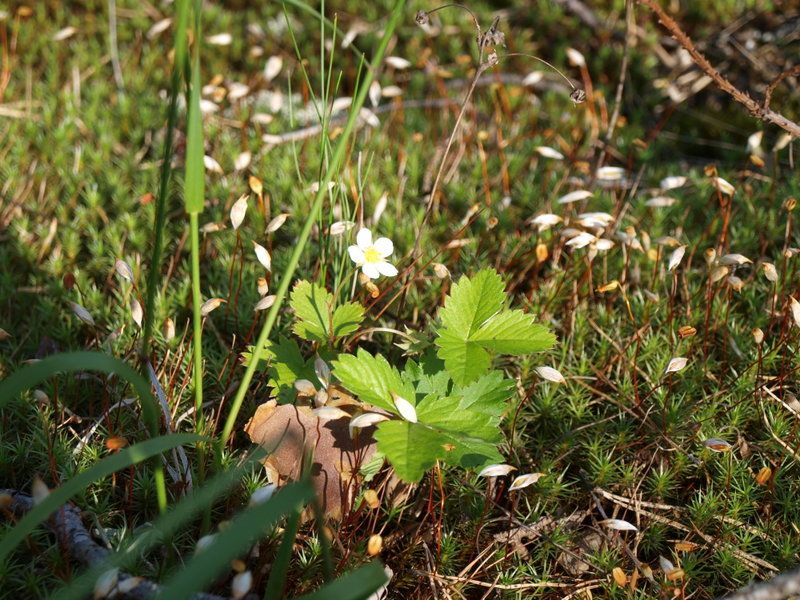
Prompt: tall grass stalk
<box><xmin>137</xmin><ymin>0</ymin><xmax>192</xmax><ymax>513</ymax></box>
<box><xmin>217</xmin><ymin>0</ymin><xmax>409</xmax><ymax>453</ymax></box>
<box><xmin>184</xmin><ymin>0</ymin><xmax>205</xmax><ymax>419</ymax></box>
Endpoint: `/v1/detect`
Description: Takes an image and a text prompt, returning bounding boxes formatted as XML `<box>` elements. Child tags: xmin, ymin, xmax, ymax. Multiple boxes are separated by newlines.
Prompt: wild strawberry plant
<box><xmin>246</xmin><ymin>268</ymin><xmax>555</xmax><ymax>482</ymax></box>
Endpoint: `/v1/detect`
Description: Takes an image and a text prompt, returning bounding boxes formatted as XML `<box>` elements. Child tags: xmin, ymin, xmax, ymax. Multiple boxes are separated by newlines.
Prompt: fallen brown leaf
<box><xmin>244</xmin><ymin>400</ymin><xmax>378</xmax><ymax>520</ymax></box>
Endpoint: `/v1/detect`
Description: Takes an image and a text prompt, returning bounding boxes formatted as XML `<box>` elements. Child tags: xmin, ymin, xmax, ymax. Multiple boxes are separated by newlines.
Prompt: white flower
<box><xmin>348</xmin><ymin>228</ymin><xmax>398</xmax><ymax>279</ymax></box>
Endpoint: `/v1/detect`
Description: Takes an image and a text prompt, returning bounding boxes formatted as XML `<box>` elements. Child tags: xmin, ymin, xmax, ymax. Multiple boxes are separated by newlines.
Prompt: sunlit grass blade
<box><xmin>0</xmin><ymin>433</ymin><xmax>203</xmax><ymax>565</ymax></box>
<box><xmin>155</xmin><ymin>481</ymin><xmax>315</xmax><ymax>599</ymax></box>
<box><xmin>264</xmin><ymin>508</ymin><xmax>301</xmax><ymax>598</ymax></box>
<box><xmin>140</xmin><ymin>0</ymin><xmax>191</xmax><ymax>360</ymax></box>
<box><xmin>217</xmin><ymin>0</ymin><xmax>409</xmax><ymax>453</ymax></box>
<box><xmin>293</xmin><ymin>562</ymin><xmax>390</xmax><ymax>600</ymax></box>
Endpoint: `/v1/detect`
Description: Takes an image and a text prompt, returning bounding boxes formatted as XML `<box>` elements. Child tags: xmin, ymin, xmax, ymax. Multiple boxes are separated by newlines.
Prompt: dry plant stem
<box><xmin>107</xmin><ymin>0</ymin><xmax>125</xmax><ymax>96</ymax></box>
<box><xmin>412</xmin><ymin>59</ymin><xmax>490</xmax><ymax>257</ymax></box>
<box><xmin>764</xmin><ymin>64</ymin><xmax>800</xmax><ymax>112</ymax></box>
<box><xmin>597</xmin><ymin>0</ymin><xmax>633</xmax><ymax>169</ymax></box>
<box><xmin>1</xmin><ymin>490</ymin><xmax>233</xmax><ymax>600</ymax></box>
<box><xmin>638</xmin><ymin>0</ymin><xmax>800</xmax><ymax>138</ymax></box>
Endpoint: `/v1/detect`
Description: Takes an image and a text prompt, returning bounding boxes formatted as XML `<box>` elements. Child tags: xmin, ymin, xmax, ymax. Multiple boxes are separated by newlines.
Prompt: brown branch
<box><xmin>1</xmin><ymin>489</ymin><xmax>243</xmax><ymax>600</ymax></box>
<box><xmin>638</xmin><ymin>0</ymin><xmax>800</xmax><ymax>138</ymax></box>
<box><xmin>764</xmin><ymin>64</ymin><xmax>800</xmax><ymax>112</ymax></box>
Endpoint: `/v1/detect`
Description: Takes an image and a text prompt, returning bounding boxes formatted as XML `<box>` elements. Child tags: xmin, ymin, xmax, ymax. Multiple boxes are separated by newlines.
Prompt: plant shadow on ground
<box><xmin>1</xmin><ymin>0</ymin><xmax>800</xmax><ymax>598</ymax></box>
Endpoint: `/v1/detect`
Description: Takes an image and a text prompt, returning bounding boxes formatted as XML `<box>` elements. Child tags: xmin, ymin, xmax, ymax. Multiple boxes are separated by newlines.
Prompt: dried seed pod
<box><xmin>200</xmin><ymin>298</ymin><xmax>226</xmax><ymax>316</ymax></box>
<box><xmin>535</xmin><ymin>366</ymin><xmax>566</xmax><ymax>383</ymax></box>
<box><xmin>664</xmin><ymin>357</ymin><xmax>688</xmax><ymax>374</ymax></box>
<box><xmin>755</xmin><ymin>466</ymin><xmax>772</xmax><ymax>486</ymax></box>
<box><xmin>478</xmin><ymin>464</ymin><xmax>516</xmax><ymax>477</ymax></box>
<box><xmin>367</xmin><ymin>534</ymin><xmax>383</xmax><ymax>556</ymax></box>
<box><xmin>363</xmin><ymin>489</ymin><xmax>380</xmax><ymax>509</ymax></box>
<box><xmin>230</xmin><ymin>194</ymin><xmax>248</xmax><ymax>230</ymax></box>
<box><xmin>570</xmin><ymin>89</ymin><xmax>587</xmax><ymax>104</ymax></box>
<box><xmin>762</xmin><ymin>262</ymin><xmax>778</xmax><ymax>282</ymax></box>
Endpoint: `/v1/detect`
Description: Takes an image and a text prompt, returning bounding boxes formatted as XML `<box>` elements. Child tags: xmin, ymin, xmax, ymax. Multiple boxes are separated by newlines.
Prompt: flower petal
<box><xmin>376</xmin><ymin>261</ymin><xmax>398</xmax><ymax>277</ymax></box>
<box><xmin>356</xmin><ymin>228</ymin><xmax>372</xmax><ymax>249</ymax></box>
<box><xmin>372</xmin><ymin>237</ymin><xmax>394</xmax><ymax>257</ymax></box>
<box><xmin>348</xmin><ymin>245</ymin><xmax>365</xmax><ymax>264</ymax></box>
<box><xmin>362</xmin><ymin>263</ymin><xmax>380</xmax><ymax>279</ymax></box>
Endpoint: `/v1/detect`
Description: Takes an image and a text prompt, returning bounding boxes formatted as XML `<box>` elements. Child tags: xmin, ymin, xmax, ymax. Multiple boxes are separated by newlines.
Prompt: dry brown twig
<box><xmin>638</xmin><ymin>0</ymin><xmax>800</xmax><ymax>138</ymax></box>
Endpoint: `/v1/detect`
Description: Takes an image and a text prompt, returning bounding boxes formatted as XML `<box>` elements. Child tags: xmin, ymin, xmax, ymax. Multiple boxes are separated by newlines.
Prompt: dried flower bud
<box><xmin>536</xmin><ymin>243</ymin><xmax>548</xmax><ymax>263</ymax></box>
<box><xmin>762</xmin><ymin>262</ymin><xmax>778</xmax><ymax>282</ymax></box>
<box><xmin>755</xmin><ymin>466</ymin><xmax>772</xmax><ymax>486</ymax></box>
<box><xmin>367</xmin><ymin>534</ymin><xmax>383</xmax><ymax>556</ymax></box>
<box><xmin>485</xmin><ymin>50</ymin><xmax>499</xmax><ymax>67</ymax></box>
<box><xmin>163</xmin><ymin>318</ymin><xmax>175</xmax><ymax>342</ymax></box>
<box><xmin>363</xmin><ymin>489</ymin><xmax>380</xmax><ymax>509</ymax></box>
<box><xmin>596</xmin><ymin>280</ymin><xmax>619</xmax><ymax>293</ymax></box>
<box><xmin>479</xmin><ymin>18</ymin><xmax>505</xmax><ymax>49</ymax></box>
<box><xmin>415</xmin><ymin>10</ymin><xmax>429</xmax><ymax>25</ymax></box>
<box><xmin>570</xmin><ymin>89</ymin><xmax>586</xmax><ymax>104</ymax></box>
<box><xmin>704</xmin><ymin>248</ymin><xmax>717</xmax><ymax>265</ymax></box>
<box><xmin>432</xmin><ymin>263</ymin><xmax>450</xmax><ymax>279</ymax></box>
<box><xmin>752</xmin><ymin>328</ymin><xmax>764</xmax><ymax>344</ymax></box>
<box><xmin>248</xmin><ymin>175</ymin><xmax>263</xmax><ymax>196</ymax></box>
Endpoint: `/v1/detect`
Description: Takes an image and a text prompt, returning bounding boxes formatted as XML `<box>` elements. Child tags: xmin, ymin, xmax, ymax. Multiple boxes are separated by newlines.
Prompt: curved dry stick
<box><xmin>638</xmin><ymin>0</ymin><xmax>800</xmax><ymax>138</ymax></box>
<box><xmin>764</xmin><ymin>64</ymin><xmax>800</xmax><ymax>112</ymax></box>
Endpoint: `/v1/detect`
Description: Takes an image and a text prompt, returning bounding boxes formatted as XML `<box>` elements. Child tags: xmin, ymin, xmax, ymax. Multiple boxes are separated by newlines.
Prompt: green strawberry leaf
<box><xmin>374</xmin><ymin>421</ymin><xmax>449</xmax><ymax>482</ymax></box>
<box><xmin>331</xmin><ymin>301</ymin><xmax>365</xmax><ymax>340</ymax></box>
<box><xmin>436</xmin><ymin>268</ymin><xmax>556</xmax><ymax>385</ymax></box>
<box><xmin>454</xmin><ymin>370</ymin><xmax>515</xmax><ymax>416</ymax></box>
<box><xmin>241</xmin><ymin>336</ymin><xmax>316</xmax><ymax>403</ymax></box>
<box><xmin>332</xmin><ymin>349</ymin><xmax>416</xmax><ymax>414</ymax></box>
<box><xmin>290</xmin><ymin>280</ymin><xmax>364</xmax><ymax>344</ymax></box>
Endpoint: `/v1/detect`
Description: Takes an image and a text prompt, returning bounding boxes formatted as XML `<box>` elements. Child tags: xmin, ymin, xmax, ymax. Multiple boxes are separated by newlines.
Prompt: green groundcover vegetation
<box><xmin>1</xmin><ymin>1</ymin><xmax>799</xmax><ymax>598</ymax></box>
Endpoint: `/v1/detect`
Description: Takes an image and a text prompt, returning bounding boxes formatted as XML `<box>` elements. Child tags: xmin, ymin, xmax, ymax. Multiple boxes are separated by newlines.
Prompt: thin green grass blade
<box><xmin>217</xmin><ymin>0</ymin><xmax>409</xmax><ymax>454</ymax></box>
<box><xmin>155</xmin><ymin>481</ymin><xmax>315</xmax><ymax>599</ymax></box>
<box><xmin>185</xmin><ymin>2</ymin><xmax>206</xmax><ymax>472</ymax></box>
<box><xmin>183</xmin><ymin>24</ymin><xmax>204</xmax><ymax>214</ymax></box>
<box><xmin>281</xmin><ymin>0</ymin><xmax>362</xmax><ymax>58</ymax></box>
<box><xmin>140</xmin><ymin>0</ymin><xmax>191</xmax><ymax>359</ymax></box>
<box><xmin>263</xmin><ymin>507</ymin><xmax>301</xmax><ymax>599</ymax></box>
<box><xmin>49</xmin><ymin>447</ymin><xmax>269</xmax><ymax>600</ymax></box>
<box><xmin>0</xmin><ymin>433</ymin><xmax>203</xmax><ymax>565</ymax></box>
<box><xmin>293</xmin><ymin>562</ymin><xmax>389</xmax><ymax>600</ymax></box>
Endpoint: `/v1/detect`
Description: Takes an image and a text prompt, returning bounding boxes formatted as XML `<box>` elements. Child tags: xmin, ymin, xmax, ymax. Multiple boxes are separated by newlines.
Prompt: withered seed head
<box><xmin>570</xmin><ymin>89</ymin><xmax>587</xmax><ymax>104</ymax></box>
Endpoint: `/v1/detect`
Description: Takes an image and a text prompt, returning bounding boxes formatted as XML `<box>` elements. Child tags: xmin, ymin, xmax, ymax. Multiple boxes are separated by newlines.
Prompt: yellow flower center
<box><xmin>363</xmin><ymin>247</ymin><xmax>381</xmax><ymax>264</ymax></box>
